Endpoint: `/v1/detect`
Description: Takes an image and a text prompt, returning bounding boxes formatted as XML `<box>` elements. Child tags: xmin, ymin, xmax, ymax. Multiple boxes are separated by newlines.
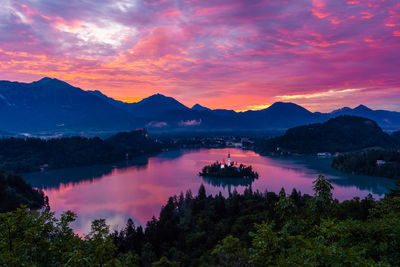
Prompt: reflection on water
<box><xmin>265</xmin><ymin>155</ymin><xmax>396</xmax><ymax>196</ymax></box>
<box><xmin>24</xmin><ymin>148</ymin><xmax>398</xmax><ymax>234</ymax></box>
<box><xmin>201</xmin><ymin>176</ymin><xmax>255</xmax><ymax>194</ymax></box>
<box><xmin>25</xmin><ymin>156</ymin><xmax>150</xmax><ymax>189</ymax></box>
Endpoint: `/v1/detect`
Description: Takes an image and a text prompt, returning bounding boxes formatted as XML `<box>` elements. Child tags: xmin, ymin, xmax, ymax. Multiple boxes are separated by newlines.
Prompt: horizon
<box><xmin>1</xmin><ymin>0</ymin><xmax>400</xmax><ymax>112</ymax></box>
<box><xmin>2</xmin><ymin>76</ymin><xmax>390</xmax><ymax>113</ymax></box>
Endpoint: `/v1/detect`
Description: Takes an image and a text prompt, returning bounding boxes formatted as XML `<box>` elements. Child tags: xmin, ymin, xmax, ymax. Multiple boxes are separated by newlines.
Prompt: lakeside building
<box><xmin>317</xmin><ymin>152</ymin><xmax>332</xmax><ymax>157</ymax></box>
<box><xmin>220</xmin><ymin>152</ymin><xmax>231</xmax><ymax>169</ymax></box>
<box><xmin>376</xmin><ymin>160</ymin><xmax>386</xmax><ymax>166</ymax></box>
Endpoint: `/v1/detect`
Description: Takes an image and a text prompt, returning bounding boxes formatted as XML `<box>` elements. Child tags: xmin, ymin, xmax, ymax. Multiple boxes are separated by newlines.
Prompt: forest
<box><xmin>332</xmin><ymin>149</ymin><xmax>400</xmax><ymax>179</ymax></box>
<box><xmin>0</xmin><ymin>130</ymin><xmax>161</xmax><ymax>173</ymax></box>
<box><xmin>1</xmin><ymin>175</ymin><xmax>400</xmax><ymax>266</ymax></box>
<box><xmin>255</xmin><ymin>116</ymin><xmax>398</xmax><ymax>154</ymax></box>
<box><xmin>0</xmin><ymin>171</ymin><xmax>46</xmax><ymax>213</ymax></box>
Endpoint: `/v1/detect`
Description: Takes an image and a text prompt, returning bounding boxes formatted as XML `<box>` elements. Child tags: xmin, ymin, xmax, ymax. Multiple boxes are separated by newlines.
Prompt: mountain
<box><xmin>0</xmin><ymin>78</ymin><xmax>137</xmax><ymax>132</ymax></box>
<box><xmin>88</xmin><ymin>91</ymin><xmax>189</xmax><ymax>118</ymax></box>
<box><xmin>128</xmin><ymin>94</ymin><xmax>189</xmax><ymax>118</ymax></box>
<box><xmin>331</xmin><ymin>107</ymin><xmax>352</xmax><ymax>114</ymax></box>
<box><xmin>192</xmin><ymin>104</ymin><xmax>211</xmax><ymax>111</ymax></box>
<box><xmin>1</xmin><ymin>77</ymin><xmax>400</xmax><ymax>134</ymax></box>
<box><xmin>256</xmin><ymin>116</ymin><xmax>396</xmax><ymax>154</ymax></box>
<box><xmin>87</xmin><ymin>90</ymin><xmax>131</xmax><ymax>110</ymax></box>
<box><xmin>329</xmin><ymin>105</ymin><xmax>400</xmax><ymax>131</ymax></box>
<box><xmin>241</xmin><ymin>102</ymin><xmax>324</xmax><ymax>130</ymax></box>
<box><xmin>212</xmin><ymin>109</ymin><xmax>237</xmax><ymax>117</ymax></box>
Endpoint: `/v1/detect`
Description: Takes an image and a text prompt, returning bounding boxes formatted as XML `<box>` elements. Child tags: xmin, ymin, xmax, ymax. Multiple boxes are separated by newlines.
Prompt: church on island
<box><xmin>199</xmin><ymin>152</ymin><xmax>259</xmax><ymax>179</ymax></box>
<box><xmin>220</xmin><ymin>152</ymin><xmax>232</xmax><ymax>169</ymax></box>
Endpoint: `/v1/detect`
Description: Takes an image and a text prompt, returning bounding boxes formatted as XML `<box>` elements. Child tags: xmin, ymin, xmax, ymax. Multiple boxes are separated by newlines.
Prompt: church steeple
<box><xmin>227</xmin><ymin>152</ymin><xmax>231</xmax><ymax>166</ymax></box>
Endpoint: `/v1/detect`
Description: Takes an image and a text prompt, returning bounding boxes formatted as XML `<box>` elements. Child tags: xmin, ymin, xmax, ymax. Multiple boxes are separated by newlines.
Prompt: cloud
<box><xmin>55</xmin><ymin>19</ymin><xmax>136</xmax><ymax>49</ymax></box>
<box><xmin>145</xmin><ymin>121</ymin><xmax>168</xmax><ymax>128</ymax></box>
<box><xmin>276</xmin><ymin>88</ymin><xmax>363</xmax><ymax>100</ymax></box>
<box><xmin>0</xmin><ymin>0</ymin><xmax>399</xmax><ymax>112</ymax></box>
<box><xmin>179</xmin><ymin>119</ymin><xmax>202</xmax><ymax>126</ymax></box>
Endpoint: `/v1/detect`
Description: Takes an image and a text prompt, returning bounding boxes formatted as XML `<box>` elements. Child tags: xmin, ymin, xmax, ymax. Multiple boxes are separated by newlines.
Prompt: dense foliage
<box><xmin>0</xmin><ymin>130</ymin><xmax>160</xmax><ymax>173</ymax></box>
<box><xmin>2</xmin><ymin>176</ymin><xmax>400</xmax><ymax>266</ymax></box>
<box><xmin>255</xmin><ymin>116</ymin><xmax>396</xmax><ymax>154</ymax></box>
<box><xmin>332</xmin><ymin>149</ymin><xmax>400</xmax><ymax>179</ymax></box>
<box><xmin>0</xmin><ymin>172</ymin><xmax>46</xmax><ymax>212</ymax></box>
<box><xmin>393</xmin><ymin>130</ymin><xmax>400</xmax><ymax>144</ymax></box>
<box><xmin>199</xmin><ymin>161</ymin><xmax>258</xmax><ymax>178</ymax></box>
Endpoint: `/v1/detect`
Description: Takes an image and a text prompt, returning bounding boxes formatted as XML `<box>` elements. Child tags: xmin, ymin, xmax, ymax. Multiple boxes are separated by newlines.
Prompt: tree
<box><xmin>211</xmin><ymin>235</ymin><xmax>248</xmax><ymax>267</ymax></box>
<box><xmin>141</xmin><ymin>242</ymin><xmax>157</xmax><ymax>267</ymax></box>
<box><xmin>311</xmin><ymin>174</ymin><xmax>335</xmax><ymax>220</ymax></box>
<box><xmin>85</xmin><ymin>219</ymin><xmax>117</xmax><ymax>266</ymax></box>
<box><xmin>248</xmin><ymin>223</ymin><xmax>281</xmax><ymax>266</ymax></box>
<box><xmin>152</xmin><ymin>256</ymin><xmax>180</xmax><ymax>267</ymax></box>
<box><xmin>198</xmin><ymin>184</ymin><xmax>206</xmax><ymax>200</ymax></box>
<box><xmin>275</xmin><ymin>193</ymin><xmax>297</xmax><ymax>222</ymax></box>
<box><xmin>313</xmin><ymin>174</ymin><xmax>334</xmax><ymax>203</ymax></box>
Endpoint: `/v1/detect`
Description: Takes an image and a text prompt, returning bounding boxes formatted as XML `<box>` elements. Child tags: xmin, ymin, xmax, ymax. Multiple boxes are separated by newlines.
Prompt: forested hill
<box><xmin>332</xmin><ymin>150</ymin><xmax>400</xmax><ymax>179</ymax></box>
<box><xmin>0</xmin><ymin>172</ymin><xmax>45</xmax><ymax>212</ymax></box>
<box><xmin>255</xmin><ymin>116</ymin><xmax>396</xmax><ymax>154</ymax></box>
<box><xmin>0</xmin><ymin>129</ymin><xmax>161</xmax><ymax>173</ymax></box>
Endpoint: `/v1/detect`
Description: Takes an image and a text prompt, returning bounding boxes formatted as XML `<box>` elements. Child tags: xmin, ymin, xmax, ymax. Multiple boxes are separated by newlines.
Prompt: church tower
<box><xmin>227</xmin><ymin>152</ymin><xmax>231</xmax><ymax>166</ymax></box>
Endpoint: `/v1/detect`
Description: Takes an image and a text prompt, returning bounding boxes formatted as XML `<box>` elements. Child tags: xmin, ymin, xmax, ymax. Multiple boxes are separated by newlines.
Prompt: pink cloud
<box><xmin>179</xmin><ymin>119</ymin><xmax>202</xmax><ymax>126</ymax></box>
<box><xmin>0</xmin><ymin>0</ymin><xmax>399</xmax><ymax>112</ymax></box>
<box><xmin>146</xmin><ymin>121</ymin><xmax>168</xmax><ymax>128</ymax></box>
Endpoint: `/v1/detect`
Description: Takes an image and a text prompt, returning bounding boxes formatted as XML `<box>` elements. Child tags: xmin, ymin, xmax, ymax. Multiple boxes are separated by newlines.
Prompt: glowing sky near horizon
<box><xmin>1</xmin><ymin>0</ymin><xmax>400</xmax><ymax>111</ymax></box>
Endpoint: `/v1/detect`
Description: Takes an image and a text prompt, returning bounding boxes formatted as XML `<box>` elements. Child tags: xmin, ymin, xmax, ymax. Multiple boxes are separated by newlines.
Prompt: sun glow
<box><xmin>276</xmin><ymin>88</ymin><xmax>364</xmax><ymax>100</ymax></box>
<box><xmin>56</xmin><ymin>20</ymin><xmax>136</xmax><ymax>48</ymax></box>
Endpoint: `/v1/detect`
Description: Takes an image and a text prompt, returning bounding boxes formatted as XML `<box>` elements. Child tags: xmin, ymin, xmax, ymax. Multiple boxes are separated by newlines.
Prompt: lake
<box><xmin>24</xmin><ymin>148</ymin><xmax>397</xmax><ymax>234</ymax></box>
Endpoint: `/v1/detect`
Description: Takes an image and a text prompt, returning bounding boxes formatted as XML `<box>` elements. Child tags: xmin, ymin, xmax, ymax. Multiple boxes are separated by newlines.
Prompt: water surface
<box><xmin>25</xmin><ymin>148</ymin><xmax>397</xmax><ymax>234</ymax></box>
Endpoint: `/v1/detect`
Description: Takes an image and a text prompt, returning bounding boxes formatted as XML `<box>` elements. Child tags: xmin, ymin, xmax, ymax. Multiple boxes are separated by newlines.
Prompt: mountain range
<box><xmin>1</xmin><ymin>77</ymin><xmax>400</xmax><ymax>135</ymax></box>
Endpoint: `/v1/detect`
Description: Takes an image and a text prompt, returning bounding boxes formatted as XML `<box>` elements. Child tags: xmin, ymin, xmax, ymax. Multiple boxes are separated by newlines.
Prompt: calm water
<box><xmin>24</xmin><ymin>148</ymin><xmax>397</xmax><ymax>234</ymax></box>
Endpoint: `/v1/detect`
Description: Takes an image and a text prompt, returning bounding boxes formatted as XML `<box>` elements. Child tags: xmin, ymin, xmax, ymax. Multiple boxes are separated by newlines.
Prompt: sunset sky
<box><xmin>1</xmin><ymin>0</ymin><xmax>400</xmax><ymax>112</ymax></box>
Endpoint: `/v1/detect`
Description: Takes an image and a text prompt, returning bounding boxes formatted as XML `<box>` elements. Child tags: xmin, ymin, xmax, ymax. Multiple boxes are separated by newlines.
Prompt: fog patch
<box><xmin>179</xmin><ymin>119</ymin><xmax>202</xmax><ymax>126</ymax></box>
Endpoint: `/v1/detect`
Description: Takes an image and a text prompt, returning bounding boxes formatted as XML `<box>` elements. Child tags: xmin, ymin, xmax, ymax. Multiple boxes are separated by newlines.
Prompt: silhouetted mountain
<box><xmin>192</xmin><ymin>104</ymin><xmax>211</xmax><ymax>111</ymax></box>
<box><xmin>1</xmin><ymin>77</ymin><xmax>400</xmax><ymax>134</ymax></box>
<box><xmin>329</xmin><ymin>105</ymin><xmax>400</xmax><ymax>131</ymax></box>
<box><xmin>331</xmin><ymin>107</ymin><xmax>352</xmax><ymax>114</ymax></box>
<box><xmin>0</xmin><ymin>78</ymin><xmax>137</xmax><ymax>132</ymax></box>
<box><xmin>128</xmin><ymin>93</ymin><xmax>189</xmax><ymax>117</ymax></box>
<box><xmin>241</xmin><ymin>102</ymin><xmax>323</xmax><ymax>130</ymax></box>
<box><xmin>88</xmin><ymin>91</ymin><xmax>190</xmax><ymax>118</ymax></box>
<box><xmin>87</xmin><ymin>90</ymin><xmax>131</xmax><ymax>110</ymax></box>
<box><xmin>354</xmin><ymin>104</ymin><xmax>372</xmax><ymax>112</ymax></box>
<box><xmin>212</xmin><ymin>109</ymin><xmax>237</xmax><ymax>117</ymax></box>
<box><xmin>256</xmin><ymin>116</ymin><xmax>395</xmax><ymax>154</ymax></box>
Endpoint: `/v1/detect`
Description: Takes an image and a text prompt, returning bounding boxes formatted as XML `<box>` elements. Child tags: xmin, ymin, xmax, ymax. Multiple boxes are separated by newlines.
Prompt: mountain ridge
<box><xmin>1</xmin><ymin>77</ymin><xmax>400</xmax><ymax>134</ymax></box>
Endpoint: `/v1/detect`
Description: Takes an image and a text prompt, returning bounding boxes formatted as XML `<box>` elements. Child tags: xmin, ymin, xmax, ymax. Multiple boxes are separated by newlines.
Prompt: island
<box><xmin>199</xmin><ymin>153</ymin><xmax>259</xmax><ymax>178</ymax></box>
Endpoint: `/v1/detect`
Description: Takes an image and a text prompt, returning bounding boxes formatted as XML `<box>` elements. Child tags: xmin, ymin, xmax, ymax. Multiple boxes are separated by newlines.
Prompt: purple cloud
<box><xmin>0</xmin><ymin>0</ymin><xmax>399</xmax><ymax>111</ymax></box>
<box><xmin>179</xmin><ymin>119</ymin><xmax>202</xmax><ymax>126</ymax></box>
